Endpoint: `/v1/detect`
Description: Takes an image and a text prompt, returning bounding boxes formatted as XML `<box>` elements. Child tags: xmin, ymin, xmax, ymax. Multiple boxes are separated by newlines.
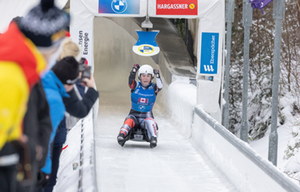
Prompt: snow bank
<box><xmin>166</xmin><ymin>79</ymin><xmax>300</xmax><ymax>192</ymax></box>
<box><xmin>167</xmin><ymin>76</ymin><xmax>197</xmax><ymax>138</ymax></box>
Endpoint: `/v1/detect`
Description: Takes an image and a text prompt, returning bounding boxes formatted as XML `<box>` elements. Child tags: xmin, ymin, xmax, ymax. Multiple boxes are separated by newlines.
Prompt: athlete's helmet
<box><xmin>138</xmin><ymin>64</ymin><xmax>154</xmax><ymax>80</ymax></box>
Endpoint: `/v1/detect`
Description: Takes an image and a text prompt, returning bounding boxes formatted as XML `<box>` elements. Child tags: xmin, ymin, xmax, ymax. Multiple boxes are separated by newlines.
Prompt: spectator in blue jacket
<box><xmin>44</xmin><ymin>39</ymin><xmax>98</xmax><ymax>192</ymax></box>
<box><xmin>37</xmin><ymin>56</ymin><xmax>79</xmax><ymax>191</ymax></box>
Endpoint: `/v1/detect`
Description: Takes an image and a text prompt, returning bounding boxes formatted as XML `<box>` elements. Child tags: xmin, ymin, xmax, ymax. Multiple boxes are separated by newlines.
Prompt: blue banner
<box><xmin>98</xmin><ymin>0</ymin><xmax>140</xmax><ymax>14</ymax></box>
<box><xmin>133</xmin><ymin>31</ymin><xmax>160</xmax><ymax>57</ymax></box>
<box><xmin>200</xmin><ymin>32</ymin><xmax>219</xmax><ymax>75</ymax></box>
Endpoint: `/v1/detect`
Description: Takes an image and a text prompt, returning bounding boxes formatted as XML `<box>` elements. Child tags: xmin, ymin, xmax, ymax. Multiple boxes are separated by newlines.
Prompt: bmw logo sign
<box><xmin>111</xmin><ymin>0</ymin><xmax>127</xmax><ymax>13</ymax></box>
<box><xmin>138</xmin><ymin>45</ymin><xmax>154</xmax><ymax>54</ymax></box>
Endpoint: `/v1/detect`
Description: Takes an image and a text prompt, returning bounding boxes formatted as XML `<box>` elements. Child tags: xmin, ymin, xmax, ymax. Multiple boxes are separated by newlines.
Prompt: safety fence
<box><xmin>53</xmin><ymin>109</ymin><xmax>98</xmax><ymax>192</ymax></box>
<box><xmin>77</xmin><ymin>107</ymin><xmax>98</xmax><ymax>192</ymax></box>
<box><xmin>193</xmin><ymin>106</ymin><xmax>300</xmax><ymax>192</ymax></box>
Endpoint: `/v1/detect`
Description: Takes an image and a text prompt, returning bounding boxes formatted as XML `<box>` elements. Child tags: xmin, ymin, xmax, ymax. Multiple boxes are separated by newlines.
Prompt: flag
<box><xmin>139</xmin><ymin>98</ymin><xmax>148</xmax><ymax>103</ymax></box>
<box><xmin>249</xmin><ymin>0</ymin><xmax>273</xmax><ymax>14</ymax></box>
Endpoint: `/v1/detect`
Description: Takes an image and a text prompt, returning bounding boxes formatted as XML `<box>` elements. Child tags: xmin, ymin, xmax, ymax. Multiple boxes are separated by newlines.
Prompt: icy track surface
<box><xmin>92</xmin><ymin>17</ymin><xmax>236</xmax><ymax>191</ymax></box>
<box><xmin>94</xmin><ymin>91</ymin><xmax>237</xmax><ymax>192</ymax></box>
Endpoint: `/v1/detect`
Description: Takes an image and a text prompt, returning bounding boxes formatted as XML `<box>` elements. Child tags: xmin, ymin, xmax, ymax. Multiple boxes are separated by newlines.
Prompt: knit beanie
<box><xmin>18</xmin><ymin>0</ymin><xmax>70</xmax><ymax>47</ymax></box>
<box><xmin>52</xmin><ymin>56</ymin><xmax>79</xmax><ymax>85</ymax></box>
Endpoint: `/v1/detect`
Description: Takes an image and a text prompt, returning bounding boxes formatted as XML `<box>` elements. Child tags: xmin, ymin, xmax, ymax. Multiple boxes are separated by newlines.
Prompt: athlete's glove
<box><xmin>132</xmin><ymin>64</ymin><xmax>140</xmax><ymax>73</ymax></box>
<box><xmin>153</xmin><ymin>69</ymin><xmax>160</xmax><ymax>78</ymax></box>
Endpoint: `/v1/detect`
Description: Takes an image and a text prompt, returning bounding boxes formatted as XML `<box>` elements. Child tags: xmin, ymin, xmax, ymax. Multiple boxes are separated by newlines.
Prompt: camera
<box><xmin>79</xmin><ymin>58</ymin><xmax>86</xmax><ymax>72</ymax></box>
<box><xmin>78</xmin><ymin>58</ymin><xmax>91</xmax><ymax>81</ymax></box>
<box><xmin>81</xmin><ymin>66</ymin><xmax>91</xmax><ymax>80</ymax></box>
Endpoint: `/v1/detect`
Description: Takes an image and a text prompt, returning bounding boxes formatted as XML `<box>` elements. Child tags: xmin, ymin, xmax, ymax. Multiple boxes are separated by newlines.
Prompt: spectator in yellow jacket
<box><xmin>0</xmin><ymin>0</ymin><xmax>70</xmax><ymax>191</ymax></box>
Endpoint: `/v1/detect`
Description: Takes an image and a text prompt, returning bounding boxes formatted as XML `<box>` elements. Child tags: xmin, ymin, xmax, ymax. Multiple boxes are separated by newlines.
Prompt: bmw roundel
<box><xmin>111</xmin><ymin>0</ymin><xmax>127</xmax><ymax>13</ymax></box>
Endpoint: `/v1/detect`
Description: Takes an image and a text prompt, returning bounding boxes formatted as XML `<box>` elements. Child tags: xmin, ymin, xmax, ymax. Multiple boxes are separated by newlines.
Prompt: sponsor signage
<box><xmin>156</xmin><ymin>0</ymin><xmax>197</xmax><ymax>15</ymax></box>
<box><xmin>98</xmin><ymin>0</ymin><xmax>140</xmax><ymax>14</ymax></box>
<box><xmin>133</xmin><ymin>31</ymin><xmax>160</xmax><ymax>57</ymax></box>
<box><xmin>200</xmin><ymin>32</ymin><xmax>219</xmax><ymax>75</ymax></box>
<box><xmin>77</xmin><ymin>29</ymin><xmax>92</xmax><ymax>66</ymax></box>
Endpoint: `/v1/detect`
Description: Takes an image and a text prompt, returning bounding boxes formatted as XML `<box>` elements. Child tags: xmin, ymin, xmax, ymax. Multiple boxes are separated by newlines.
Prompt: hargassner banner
<box><xmin>156</xmin><ymin>0</ymin><xmax>197</xmax><ymax>16</ymax></box>
<box><xmin>71</xmin><ymin>0</ymin><xmax>147</xmax><ymax>17</ymax></box>
<box><xmin>148</xmin><ymin>0</ymin><xmax>219</xmax><ymax>18</ymax></box>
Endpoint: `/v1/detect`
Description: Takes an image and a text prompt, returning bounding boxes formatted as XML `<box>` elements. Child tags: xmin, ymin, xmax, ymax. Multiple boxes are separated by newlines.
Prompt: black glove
<box><xmin>36</xmin><ymin>171</ymin><xmax>50</xmax><ymax>188</ymax></box>
<box><xmin>132</xmin><ymin>64</ymin><xmax>140</xmax><ymax>73</ymax></box>
<box><xmin>153</xmin><ymin>69</ymin><xmax>160</xmax><ymax>78</ymax></box>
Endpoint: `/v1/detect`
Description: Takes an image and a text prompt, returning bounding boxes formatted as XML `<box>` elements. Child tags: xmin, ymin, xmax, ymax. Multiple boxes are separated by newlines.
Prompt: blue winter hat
<box><xmin>19</xmin><ymin>0</ymin><xmax>70</xmax><ymax>47</ymax></box>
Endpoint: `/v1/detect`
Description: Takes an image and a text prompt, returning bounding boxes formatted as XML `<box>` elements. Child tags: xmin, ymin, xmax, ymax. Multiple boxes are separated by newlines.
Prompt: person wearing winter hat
<box><xmin>44</xmin><ymin>41</ymin><xmax>99</xmax><ymax>192</ymax></box>
<box><xmin>36</xmin><ymin>56</ymin><xmax>78</xmax><ymax>190</ymax></box>
<box><xmin>0</xmin><ymin>0</ymin><xmax>69</xmax><ymax>191</ymax></box>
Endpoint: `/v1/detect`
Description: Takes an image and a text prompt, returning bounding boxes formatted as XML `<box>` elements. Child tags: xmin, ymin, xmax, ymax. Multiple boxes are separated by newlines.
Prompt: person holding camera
<box><xmin>43</xmin><ymin>39</ymin><xmax>98</xmax><ymax>192</ymax></box>
<box><xmin>38</xmin><ymin>56</ymin><xmax>98</xmax><ymax>191</ymax></box>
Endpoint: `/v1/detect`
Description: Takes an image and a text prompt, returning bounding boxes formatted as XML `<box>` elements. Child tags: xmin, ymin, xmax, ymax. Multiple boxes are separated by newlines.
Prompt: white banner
<box><xmin>75</xmin><ymin>29</ymin><xmax>93</xmax><ymax>66</ymax></box>
<box><xmin>70</xmin><ymin>0</ymin><xmax>94</xmax><ymax>72</ymax></box>
<box><xmin>196</xmin><ymin>0</ymin><xmax>225</xmax><ymax>113</ymax></box>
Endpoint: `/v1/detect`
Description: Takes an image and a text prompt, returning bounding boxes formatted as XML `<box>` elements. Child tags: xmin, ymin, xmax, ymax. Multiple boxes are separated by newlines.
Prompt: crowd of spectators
<box><xmin>0</xmin><ymin>0</ymin><xmax>99</xmax><ymax>191</ymax></box>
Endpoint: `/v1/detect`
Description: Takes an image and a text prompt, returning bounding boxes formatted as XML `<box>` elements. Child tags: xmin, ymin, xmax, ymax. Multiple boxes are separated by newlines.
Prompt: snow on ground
<box><xmin>249</xmin><ymin>94</ymin><xmax>300</xmax><ymax>184</ymax></box>
<box><xmin>249</xmin><ymin>122</ymin><xmax>293</xmax><ymax>170</ymax></box>
<box><xmin>94</xmin><ymin>93</ymin><xmax>237</xmax><ymax>192</ymax></box>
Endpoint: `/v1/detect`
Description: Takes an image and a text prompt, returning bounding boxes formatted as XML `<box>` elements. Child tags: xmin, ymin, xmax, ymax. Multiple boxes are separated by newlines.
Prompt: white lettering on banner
<box><xmin>157</xmin><ymin>4</ymin><xmax>188</xmax><ymax>9</ymax></box>
<box><xmin>204</xmin><ymin>65</ymin><xmax>214</xmax><ymax>72</ymax></box>
<box><xmin>210</xmin><ymin>35</ymin><xmax>215</xmax><ymax>64</ymax></box>
<box><xmin>83</xmin><ymin>33</ymin><xmax>89</xmax><ymax>55</ymax></box>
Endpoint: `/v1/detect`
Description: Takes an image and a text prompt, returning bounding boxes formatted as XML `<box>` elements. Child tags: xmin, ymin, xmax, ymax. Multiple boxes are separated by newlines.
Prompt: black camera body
<box><xmin>79</xmin><ymin>58</ymin><xmax>91</xmax><ymax>81</ymax></box>
<box><xmin>81</xmin><ymin>66</ymin><xmax>91</xmax><ymax>80</ymax></box>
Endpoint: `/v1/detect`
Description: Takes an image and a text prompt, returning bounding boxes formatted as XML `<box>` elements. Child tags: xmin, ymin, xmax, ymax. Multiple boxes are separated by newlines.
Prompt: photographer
<box><xmin>44</xmin><ymin>40</ymin><xmax>98</xmax><ymax>192</ymax></box>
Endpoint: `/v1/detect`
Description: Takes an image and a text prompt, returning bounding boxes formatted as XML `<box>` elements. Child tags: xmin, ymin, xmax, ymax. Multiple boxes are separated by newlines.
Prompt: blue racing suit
<box><xmin>119</xmin><ymin>70</ymin><xmax>163</xmax><ymax>140</ymax></box>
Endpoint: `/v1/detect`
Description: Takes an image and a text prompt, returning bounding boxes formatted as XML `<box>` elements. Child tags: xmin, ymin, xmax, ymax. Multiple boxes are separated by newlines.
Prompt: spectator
<box><xmin>0</xmin><ymin>0</ymin><xmax>69</xmax><ymax>191</ymax></box>
<box><xmin>36</xmin><ymin>57</ymin><xmax>78</xmax><ymax>191</ymax></box>
<box><xmin>57</xmin><ymin>38</ymin><xmax>81</xmax><ymax>62</ymax></box>
<box><xmin>22</xmin><ymin>81</ymin><xmax>52</xmax><ymax>192</ymax></box>
<box><xmin>44</xmin><ymin>40</ymin><xmax>99</xmax><ymax>192</ymax></box>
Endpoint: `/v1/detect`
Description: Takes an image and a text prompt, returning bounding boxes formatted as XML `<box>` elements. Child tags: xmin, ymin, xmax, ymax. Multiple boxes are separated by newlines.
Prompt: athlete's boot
<box><xmin>117</xmin><ymin>133</ymin><xmax>126</xmax><ymax>147</ymax></box>
<box><xmin>150</xmin><ymin>136</ymin><xmax>157</xmax><ymax>148</ymax></box>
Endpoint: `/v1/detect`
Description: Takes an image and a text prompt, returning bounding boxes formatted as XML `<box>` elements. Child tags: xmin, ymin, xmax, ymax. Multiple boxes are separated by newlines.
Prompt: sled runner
<box><xmin>121</xmin><ymin>122</ymin><xmax>159</xmax><ymax>146</ymax></box>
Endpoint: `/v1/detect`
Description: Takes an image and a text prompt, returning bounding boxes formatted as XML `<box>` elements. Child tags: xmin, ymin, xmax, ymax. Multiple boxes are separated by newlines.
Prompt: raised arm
<box><xmin>129</xmin><ymin>64</ymin><xmax>140</xmax><ymax>90</ymax></box>
<box><xmin>153</xmin><ymin>69</ymin><xmax>163</xmax><ymax>94</ymax></box>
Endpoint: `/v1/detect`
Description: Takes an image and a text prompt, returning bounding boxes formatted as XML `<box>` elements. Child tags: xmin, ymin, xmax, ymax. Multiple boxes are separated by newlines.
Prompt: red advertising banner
<box><xmin>156</xmin><ymin>0</ymin><xmax>197</xmax><ymax>15</ymax></box>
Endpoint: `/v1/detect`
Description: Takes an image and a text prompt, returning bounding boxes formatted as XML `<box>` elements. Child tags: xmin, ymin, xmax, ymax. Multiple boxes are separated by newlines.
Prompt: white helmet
<box><xmin>138</xmin><ymin>64</ymin><xmax>154</xmax><ymax>80</ymax></box>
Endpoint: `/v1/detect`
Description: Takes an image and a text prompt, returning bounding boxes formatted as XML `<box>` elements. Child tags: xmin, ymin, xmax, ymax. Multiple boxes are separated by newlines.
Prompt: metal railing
<box><xmin>194</xmin><ymin>106</ymin><xmax>300</xmax><ymax>192</ymax></box>
<box><xmin>77</xmin><ymin>107</ymin><xmax>98</xmax><ymax>192</ymax></box>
